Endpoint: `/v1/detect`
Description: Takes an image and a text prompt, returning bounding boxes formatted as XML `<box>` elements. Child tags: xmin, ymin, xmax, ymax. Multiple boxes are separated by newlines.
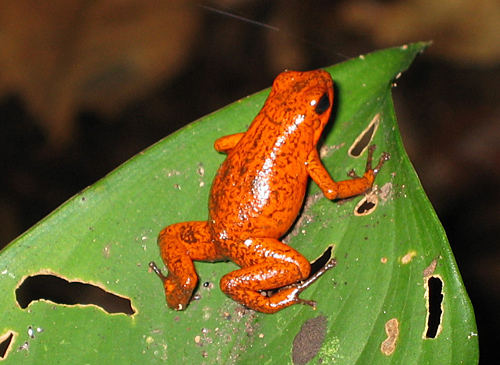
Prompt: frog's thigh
<box><xmin>221</xmin><ymin>237</ymin><xmax>311</xmax><ymax>291</ymax></box>
<box><xmin>158</xmin><ymin>221</ymin><xmax>222</xmax><ymax>263</ymax></box>
<box><xmin>158</xmin><ymin>221</ymin><xmax>223</xmax><ymax>310</ymax></box>
<box><xmin>219</xmin><ymin>237</ymin><xmax>312</xmax><ymax>313</ymax></box>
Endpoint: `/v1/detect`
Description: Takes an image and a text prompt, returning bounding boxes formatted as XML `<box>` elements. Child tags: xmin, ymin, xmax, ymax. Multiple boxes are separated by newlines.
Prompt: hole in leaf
<box><xmin>354</xmin><ymin>192</ymin><xmax>378</xmax><ymax>216</ymax></box>
<box><xmin>425</xmin><ymin>276</ymin><xmax>444</xmax><ymax>338</ymax></box>
<box><xmin>260</xmin><ymin>245</ymin><xmax>335</xmax><ymax>298</ymax></box>
<box><xmin>0</xmin><ymin>332</ymin><xmax>14</xmax><ymax>359</ymax></box>
<box><xmin>16</xmin><ymin>275</ymin><xmax>135</xmax><ymax>315</ymax></box>
<box><xmin>349</xmin><ymin>113</ymin><xmax>380</xmax><ymax>157</ymax></box>
<box><xmin>310</xmin><ymin>245</ymin><xmax>334</xmax><ymax>275</ymax></box>
<box><xmin>356</xmin><ymin>200</ymin><xmax>375</xmax><ymax>214</ymax></box>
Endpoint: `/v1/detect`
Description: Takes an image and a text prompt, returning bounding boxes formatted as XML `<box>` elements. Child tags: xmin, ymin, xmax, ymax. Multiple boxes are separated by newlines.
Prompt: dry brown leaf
<box><xmin>337</xmin><ymin>0</ymin><xmax>500</xmax><ymax>66</ymax></box>
<box><xmin>0</xmin><ymin>0</ymin><xmax>201</xmax><ymax>147</ymax></box>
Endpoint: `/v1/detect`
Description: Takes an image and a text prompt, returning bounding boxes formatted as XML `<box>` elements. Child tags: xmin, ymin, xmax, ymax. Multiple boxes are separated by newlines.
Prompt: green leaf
<box><xmin>0</xmin><ymin>42</ymin><xmax>478</xmax><ymax>364</ymax></box>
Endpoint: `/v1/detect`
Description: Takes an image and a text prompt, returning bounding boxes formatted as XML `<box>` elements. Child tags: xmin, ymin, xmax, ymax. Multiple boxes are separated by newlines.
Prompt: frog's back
<box><xmin>209</xmin><ymin>70</ymin><xmax>334</xmax><ymax>240</ymax></box>
<box><xmin>209</xmin><ymin>121</ymin><xmax>310</xmax><ymax>239</ymax></box>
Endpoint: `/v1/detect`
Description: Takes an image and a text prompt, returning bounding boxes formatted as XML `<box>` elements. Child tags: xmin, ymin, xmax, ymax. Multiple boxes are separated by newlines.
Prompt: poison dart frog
<box><xmin>150</xmin><ymin>70</ymin><xmax>389</xmax><ymax>314</ymax></box>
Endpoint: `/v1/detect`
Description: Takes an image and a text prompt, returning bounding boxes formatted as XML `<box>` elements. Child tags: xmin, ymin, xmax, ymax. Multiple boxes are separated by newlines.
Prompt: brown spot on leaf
<box><xmin>292</xmin><ymin>315</ymin><xmax>327</xmax><ymax>365</ymax></box>
<box><xmin>401</xmin><ymin>250</ymin><xmax>417</xmax><ymax>264</ymax></box>
<box><xmin>423</xmin><ymin>258</ymin><xmax>438</xmax><ymax>277</ymax></box>
<box><xmin>380</xmin><ymin>318</ymin><xmax>399</xmax><ymax>356</ymax></box>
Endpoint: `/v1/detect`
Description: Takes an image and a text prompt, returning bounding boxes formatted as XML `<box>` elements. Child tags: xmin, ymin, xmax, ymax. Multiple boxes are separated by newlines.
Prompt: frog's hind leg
<box><xmin>220</xmin><ymin>238</ymin><xmax>334</xmax><ymax>314</ymax></box>
<box><xmin>153</xmin><ymin>221</ymin><xmax>224</xmax><ymax>310</ymax></box>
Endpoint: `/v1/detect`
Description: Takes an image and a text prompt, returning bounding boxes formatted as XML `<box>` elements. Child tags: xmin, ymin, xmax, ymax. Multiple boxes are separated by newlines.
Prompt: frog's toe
<box><xmin>296</xmin><ymin>298</ymin><xmax>317</xmax><ymax>308</ymax></box>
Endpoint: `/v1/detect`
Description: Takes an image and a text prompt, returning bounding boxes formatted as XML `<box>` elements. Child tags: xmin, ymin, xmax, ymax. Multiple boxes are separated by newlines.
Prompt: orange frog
<box><xmin>150</xmin><ymin>70</ymin><xmax>389</xmax><ymax>314</ymax></box>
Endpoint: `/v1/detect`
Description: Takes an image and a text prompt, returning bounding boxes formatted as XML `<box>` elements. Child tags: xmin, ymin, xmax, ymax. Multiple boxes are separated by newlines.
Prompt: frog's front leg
<box><xmin>220</xmin><ymin>237</ymin><xmax>332</xmax><ymax>314</ymax></box>
<box><xmin>214</xmin><ymin>132</ymin><xmax>245</xmax><ymax>153</ymax></box>
<box><xmin>306</xmin><ymin>145</ymin><xmax>389</xmax><ymax>200</ymax></box>
<box><xmin>152</xmin><ymin>221</ymin><xmax>225</xmax><ymax>310</ymax></box>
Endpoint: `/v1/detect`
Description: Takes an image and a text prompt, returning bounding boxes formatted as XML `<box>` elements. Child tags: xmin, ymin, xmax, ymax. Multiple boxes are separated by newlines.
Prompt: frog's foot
<box><xmin>288</xmin><ymin>257</ymin><xmax>337</xmax><ymax>308</ymax></box>
<box><xmin>149</xmin><ymin>261</ymin><xmax>195</xmax><ymax>311</ymax></box>
<box><xmin>349</xmin><ymin>145</ymin><xmax>390</xmax><ymax>181</ymax></box>
<box><xmin>366</xmin><ymin>145</ymin><xmax>390</xmax><ymax>177</ymax></box>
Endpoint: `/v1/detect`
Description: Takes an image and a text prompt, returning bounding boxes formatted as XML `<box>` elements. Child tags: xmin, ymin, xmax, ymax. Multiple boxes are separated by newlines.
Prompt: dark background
<box><xmin>0</xmin><ymin>1</ymin><xmax>498</xmax><ymax>361</ymax></box>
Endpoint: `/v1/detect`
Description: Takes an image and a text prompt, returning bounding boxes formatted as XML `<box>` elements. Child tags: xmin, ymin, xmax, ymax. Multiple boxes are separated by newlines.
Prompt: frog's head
<box><xmin>269</xmin><ymin>70</ymin><xmax>334</xmax><ymax>147</ymax></box>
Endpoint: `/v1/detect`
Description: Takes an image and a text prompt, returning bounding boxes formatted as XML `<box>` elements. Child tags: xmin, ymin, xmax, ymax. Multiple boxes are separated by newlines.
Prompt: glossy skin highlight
<box><xmin>152</xmin><ymin>70</ymin><xmax>388</xmax><ymax>313</ymax></box>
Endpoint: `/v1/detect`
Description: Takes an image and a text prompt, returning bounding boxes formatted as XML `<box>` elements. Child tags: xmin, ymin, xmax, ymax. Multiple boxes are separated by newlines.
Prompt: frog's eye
<box><xmin>313</xmin><ymin>93</ymin><xmax>330</xmax><ymax>115</ymax></box>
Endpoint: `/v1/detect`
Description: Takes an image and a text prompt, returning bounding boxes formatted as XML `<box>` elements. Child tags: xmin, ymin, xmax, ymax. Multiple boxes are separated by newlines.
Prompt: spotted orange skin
<box><xmin>156</xmin><ymin>70</ymin><xmax>384</xmax><ymax>313</ymax></box>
